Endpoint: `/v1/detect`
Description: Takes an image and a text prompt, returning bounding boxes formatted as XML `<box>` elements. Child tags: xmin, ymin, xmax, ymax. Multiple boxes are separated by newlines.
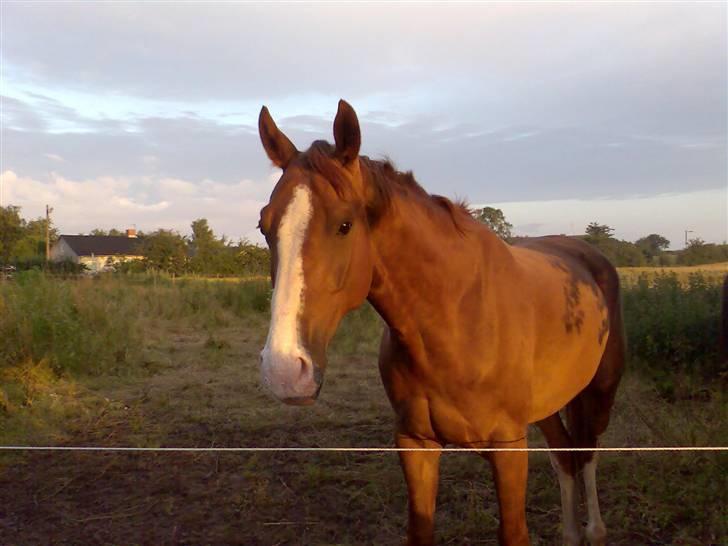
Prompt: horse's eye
<box><xmin>338</xmin><ymin>222</ymin><xmax>352</xmax><ymax>236</ymax></box>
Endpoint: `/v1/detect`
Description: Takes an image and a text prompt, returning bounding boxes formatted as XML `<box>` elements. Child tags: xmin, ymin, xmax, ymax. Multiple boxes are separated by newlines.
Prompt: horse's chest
<box><xmin>394</xmin><ymin>387</ymin><xmax>520</xmax><ymax>446</ymax></box>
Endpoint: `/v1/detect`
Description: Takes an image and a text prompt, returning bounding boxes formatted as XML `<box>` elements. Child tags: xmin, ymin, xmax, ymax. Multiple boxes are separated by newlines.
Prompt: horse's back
<box><xmin>511</xmin><ymin>236</ymin><xmax>618</xmax><ymax>291</ymax></box>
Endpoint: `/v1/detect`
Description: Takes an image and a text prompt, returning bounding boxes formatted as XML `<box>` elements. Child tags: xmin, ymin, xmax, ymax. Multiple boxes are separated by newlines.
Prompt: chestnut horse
<box><xmin>257</xmin><ymin>100</ymin><xmax>625</xmax><ymax>546</ymax></box>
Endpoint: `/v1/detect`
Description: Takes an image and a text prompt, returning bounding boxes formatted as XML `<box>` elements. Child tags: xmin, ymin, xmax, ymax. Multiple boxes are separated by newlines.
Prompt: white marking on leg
<box><xmin>549</xmin><ymin>453</ymin><xmax>581</xmax><ymax>546</ymax></box>
<box><xmin>584</xmin><ymin>456</ymin><xmax>607</xmax><ymax>545</ymax></box>
<box><xmin>261</xmin><ymin>185</ymin><xmax>313</xmax><ymax>387</ymax></box>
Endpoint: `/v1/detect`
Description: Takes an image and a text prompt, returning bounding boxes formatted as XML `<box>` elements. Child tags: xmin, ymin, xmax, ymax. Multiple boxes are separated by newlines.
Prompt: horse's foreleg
<box><xmin>488</xmin><ymin>437</ymin><xmax>530</xmax><ymax>546</ymax></box>
<box><xmin>397</xmin><ymin>434</ymin><xmax>442</xmax><ymax>546</ymax></box>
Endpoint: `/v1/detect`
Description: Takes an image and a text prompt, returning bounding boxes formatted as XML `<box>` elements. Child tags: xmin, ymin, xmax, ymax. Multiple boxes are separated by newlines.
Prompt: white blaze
<box><xmin>261</xmin><ymin>185</ymin><xmax>313</xmax><ymax>372</ymax></box>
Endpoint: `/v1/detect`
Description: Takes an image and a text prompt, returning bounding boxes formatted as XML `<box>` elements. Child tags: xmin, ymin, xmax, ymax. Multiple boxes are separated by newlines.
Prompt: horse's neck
<box><xmin>366</xmin><ymin>192</ymin><xmax>512</xmax><ymax>343</ymax></box>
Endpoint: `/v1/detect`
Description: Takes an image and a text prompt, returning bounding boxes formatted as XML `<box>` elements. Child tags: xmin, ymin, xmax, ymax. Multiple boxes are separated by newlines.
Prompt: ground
<box><xmin>0</xmin><ymin>310</ymin><xmax>725</xmax><ymax>545</ymax></box>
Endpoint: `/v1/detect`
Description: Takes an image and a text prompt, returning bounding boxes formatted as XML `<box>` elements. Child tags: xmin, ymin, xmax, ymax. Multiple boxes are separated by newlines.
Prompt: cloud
<box><xmin>3</xmin><ymin>94</ymin><xmax>725</xmax><ymax>206</ymax></box>
<box><xmin>1</xmin><ymin>97</ymin><xmax>272</xmax><ymax>184</ymax></box>
<box><xmin>0</xmin><ymin>170</ymin><xmax>274</xmax><ymax>243</ymax></box>
<box><xmin>3</xmin><ymin>3</ymin><xmax>725</xmax><ymax>135</ymax></box>
<box><xmin>5</xmin><ymin>167</ymin><xmax>724</xmax><ymax>251</ymax></box>
<box><xmin>1</xmin><ymin>4</ymin><xmax>725</xmax><ymax>243</ymax></box>
<box><xmin>483</xmin><ymin>188</ymin><xmax>728</xmax><ymax>249</ymax></box>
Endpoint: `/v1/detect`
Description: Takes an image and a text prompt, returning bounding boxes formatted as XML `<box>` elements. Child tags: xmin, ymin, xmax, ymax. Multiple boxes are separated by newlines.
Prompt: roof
<box><xmin>59</xmin><ymin>235</ymin><xmax>143</xmax><ymax>257</ymax></box>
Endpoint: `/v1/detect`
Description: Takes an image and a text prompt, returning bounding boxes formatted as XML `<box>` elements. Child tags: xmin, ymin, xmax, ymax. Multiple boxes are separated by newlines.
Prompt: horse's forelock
<box><xmin>301</xmin><ymin>141</ymin><xmax>351</xmax><ymax>199</ymax></box>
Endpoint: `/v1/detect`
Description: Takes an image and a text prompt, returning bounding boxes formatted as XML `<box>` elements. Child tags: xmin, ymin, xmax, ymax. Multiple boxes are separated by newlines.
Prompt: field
<box><xmin>0</xmin><ymin>270</ymin><xmax>726</xmax><ymax>545</ymax></box>
<box><xmin>619</xmin><ymin>261</ymin><xmax>728</xmax><ymax>285</ymax></box>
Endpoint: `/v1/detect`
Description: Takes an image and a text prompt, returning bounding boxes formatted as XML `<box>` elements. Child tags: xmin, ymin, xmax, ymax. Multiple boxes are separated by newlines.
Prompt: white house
<box><xmin>50</xmin><ymin>229</ymin><xmax>143</xmax><ymax>272</ymax></box>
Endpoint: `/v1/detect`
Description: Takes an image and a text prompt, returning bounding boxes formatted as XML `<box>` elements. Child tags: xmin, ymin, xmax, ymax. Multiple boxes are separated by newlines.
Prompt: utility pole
<box><xmin>46</xmin><ymin>204</ymin><xmax>54</xmax><ymax>263</ymax></box>
<box><xmin>684</xmin><ymin>229</ymin><xmax>694</xmax><ymax>247</ymax></box>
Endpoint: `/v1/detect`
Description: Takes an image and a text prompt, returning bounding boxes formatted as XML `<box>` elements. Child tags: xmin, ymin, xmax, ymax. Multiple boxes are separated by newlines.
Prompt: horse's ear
<box><xmin>333</xmin><ymin>99</ymin><xmax>361</xmax><ymax>166</ymax></box>
<box><xmin>258</xmin><ymin>106</ymin><xmax>298</xmax><ymax>169</ymax></box>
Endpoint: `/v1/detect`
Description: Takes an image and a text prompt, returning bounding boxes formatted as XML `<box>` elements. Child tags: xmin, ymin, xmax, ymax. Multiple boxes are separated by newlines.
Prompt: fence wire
<box><xmin>1</xmin><ymin>445</ymin><xmax>725</xmax><ymax>453</ymax></box>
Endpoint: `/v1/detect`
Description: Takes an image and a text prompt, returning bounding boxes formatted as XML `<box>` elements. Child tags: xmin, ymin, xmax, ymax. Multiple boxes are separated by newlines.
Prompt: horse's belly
<box><xmin>528</xmin><ymin>327</ymin><xmax>608</xmax><ymax>422</ymax></box>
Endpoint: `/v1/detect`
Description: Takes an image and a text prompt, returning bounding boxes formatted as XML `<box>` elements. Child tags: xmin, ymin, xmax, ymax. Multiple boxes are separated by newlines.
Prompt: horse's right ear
<box><xmin>258</xmin><ymin>106</ymin><xmax>298</xmax><ymax>169</ymax></box>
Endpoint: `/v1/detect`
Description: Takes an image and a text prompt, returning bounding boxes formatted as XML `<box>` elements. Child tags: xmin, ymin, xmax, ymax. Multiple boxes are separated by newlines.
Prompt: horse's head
<box><xmin>257</xmin><ymin>100</ymin><xmax>374</xmax><ymax>405</ymax></box>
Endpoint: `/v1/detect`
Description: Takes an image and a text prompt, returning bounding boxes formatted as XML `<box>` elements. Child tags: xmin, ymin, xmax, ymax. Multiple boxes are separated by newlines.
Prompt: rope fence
<box><xmin>1</xmin><ymin>445</ymin><xmax>725</xmax><ymax>453</ymax></box>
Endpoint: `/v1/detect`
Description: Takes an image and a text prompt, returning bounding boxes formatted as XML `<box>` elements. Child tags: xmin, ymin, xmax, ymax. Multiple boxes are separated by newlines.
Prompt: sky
<box><xmin>1</xmin><ymin>2</ymin><xmax>726</xmax><ymax>249</ymax></box>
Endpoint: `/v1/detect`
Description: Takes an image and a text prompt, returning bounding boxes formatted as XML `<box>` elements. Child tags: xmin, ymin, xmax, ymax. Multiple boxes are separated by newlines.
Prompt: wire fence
<box><xmin>1</xmin><ymin>445</ymin><xmax>725</xmax><ymax>453</ymax></box>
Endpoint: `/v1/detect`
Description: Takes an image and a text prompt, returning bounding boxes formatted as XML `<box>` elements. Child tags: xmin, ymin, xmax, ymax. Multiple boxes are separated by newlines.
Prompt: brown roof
<box><xmin>59</xmin><ymin>235</ymin><xmax>142</xmax><ymax>257</ymax></box>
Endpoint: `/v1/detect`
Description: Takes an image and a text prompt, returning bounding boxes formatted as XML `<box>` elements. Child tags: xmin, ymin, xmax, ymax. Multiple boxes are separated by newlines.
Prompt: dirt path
<box><xmin>1</xmin><ymin>322</ymin><xmax>725</xmax><ymax>545</ymax></box>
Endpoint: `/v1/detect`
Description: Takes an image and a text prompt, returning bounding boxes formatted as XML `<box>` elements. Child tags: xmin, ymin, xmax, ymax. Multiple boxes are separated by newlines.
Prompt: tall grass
<box><xmin>0</xmin><ymin>272</ymin><xmax>271</xmax><ymax>378</ymax></box>
<box><xmin>0</xmin><ymin>271</ymin><xmax>142</xmax><ymax>376</ymax></box>
<box><xmin>1</xmin><ymin>271</ymin><xmax>723</xmax><ymax>384</ymax></box>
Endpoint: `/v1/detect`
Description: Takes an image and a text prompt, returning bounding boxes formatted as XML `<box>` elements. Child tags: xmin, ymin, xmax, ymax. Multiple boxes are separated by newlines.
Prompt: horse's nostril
<box><xmin>298</xmin><ymin>357</ymin><xmax>309</xmax><ymax>378</ymax></box>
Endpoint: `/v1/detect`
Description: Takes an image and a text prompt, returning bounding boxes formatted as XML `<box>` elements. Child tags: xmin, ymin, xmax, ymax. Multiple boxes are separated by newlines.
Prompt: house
<box><xmin>50</xmin><ymin>229</ymin><xmax>143</xmax><ymax>272</ymax></box>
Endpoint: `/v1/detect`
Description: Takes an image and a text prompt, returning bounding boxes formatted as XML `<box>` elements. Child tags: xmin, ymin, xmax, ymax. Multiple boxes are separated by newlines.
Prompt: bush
<box><xmin>622</xmin><ymin>272</ymin><xmax>723</xmax><ymax>380</ymax></box>
<box><xmin>6</xmin><ymin>258</ymin><xmax>86</xmax><ymax>275</ymax></box>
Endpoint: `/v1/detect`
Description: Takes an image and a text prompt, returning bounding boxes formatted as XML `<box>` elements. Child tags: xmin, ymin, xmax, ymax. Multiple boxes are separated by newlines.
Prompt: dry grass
<box><xmin>618</xmin><ymin>262</ymin><xmax>728</xmax><ymax>285</ymax></box>
<box><xmin>0</xmin><ymin>290</ymin><xmax>725</xmax><ymax>545</ymax></box>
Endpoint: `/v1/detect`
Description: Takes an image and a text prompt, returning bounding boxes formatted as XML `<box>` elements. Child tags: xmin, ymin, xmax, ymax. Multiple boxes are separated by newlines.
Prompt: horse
<box><xmin>256</xmin><ymin>100</ymin><xmax>625</xmax><ymax>546</ymax></box>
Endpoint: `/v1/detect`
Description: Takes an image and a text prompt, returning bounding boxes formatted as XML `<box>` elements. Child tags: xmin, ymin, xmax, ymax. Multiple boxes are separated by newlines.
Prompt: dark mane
<box><xmin>301</xmin><ymin>140</ymin><xmax>471</xmax><ymax>234</ymax></box>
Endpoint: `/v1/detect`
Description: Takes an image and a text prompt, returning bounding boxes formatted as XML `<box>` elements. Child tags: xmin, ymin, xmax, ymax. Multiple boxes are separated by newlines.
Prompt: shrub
<box><xmin>622</xmin><ymin>273</ymin><xmax>723</xmax><ymax>380</ymax></box>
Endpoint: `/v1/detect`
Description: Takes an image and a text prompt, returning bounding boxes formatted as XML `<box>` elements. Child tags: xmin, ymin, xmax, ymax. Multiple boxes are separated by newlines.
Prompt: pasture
<box><xmin>0</xmin><ymin>271</ymin><xmax>725</xmax><ymax>545</ymax></box>
<box><xmin>619</xmin><ymin>261</ymin><xmax>728</xmax><ymax>286</ymax></box>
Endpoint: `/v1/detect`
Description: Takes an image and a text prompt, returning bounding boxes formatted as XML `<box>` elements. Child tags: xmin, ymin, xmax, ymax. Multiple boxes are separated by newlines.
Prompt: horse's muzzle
<box><xmin>259</xmin><ymin>350</ymin><xmax>323</xmax><ymax>404</ymax></box>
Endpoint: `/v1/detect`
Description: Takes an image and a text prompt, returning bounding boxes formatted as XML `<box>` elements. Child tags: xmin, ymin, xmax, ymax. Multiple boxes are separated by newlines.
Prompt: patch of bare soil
<box><xmin>1</xmin><ymin>322</ymin><xmax>725</xmax><ymax>545</ymax></box>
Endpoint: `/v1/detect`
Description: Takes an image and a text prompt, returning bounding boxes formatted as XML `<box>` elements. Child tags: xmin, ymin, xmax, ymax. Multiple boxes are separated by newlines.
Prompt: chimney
<box><xmin>126</xmin><ymin>228</ymin><xmax>137</xmax><ymax>238</ymax></box>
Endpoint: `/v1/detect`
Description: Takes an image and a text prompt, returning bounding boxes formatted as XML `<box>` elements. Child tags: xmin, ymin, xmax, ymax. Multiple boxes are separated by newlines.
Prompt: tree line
<box><xmin>2</xmin><ymin>205</ymin><xmax>726</xmax><ymax>272</ymax></box>
<box><xmin>117</xmin><ymin>219</ymin><xmax>270</xmax><ymax>276</ymax></box>
<box><xmin>471</xmin><ymin>206</ymin><xmax>728</xmax><ymax>267</ymax></box>
<box><xmin>0</xmin><ymin>206</ymin><xmax>269</xmax><ymax>276</ymax></box>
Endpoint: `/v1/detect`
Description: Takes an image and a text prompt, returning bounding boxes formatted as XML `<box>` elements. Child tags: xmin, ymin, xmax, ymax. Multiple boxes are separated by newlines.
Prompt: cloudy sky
<box><xmin>1</xmin><ymin>2</ymin><xmax>726</xmax><ymax>248</ymax></box>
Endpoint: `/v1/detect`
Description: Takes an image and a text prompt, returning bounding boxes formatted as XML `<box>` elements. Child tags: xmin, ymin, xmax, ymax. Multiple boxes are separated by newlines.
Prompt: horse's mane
<box><xmin>301</xmin><ymin>140</ymin><xmax>471</xmax><ymax>234</ymax></box>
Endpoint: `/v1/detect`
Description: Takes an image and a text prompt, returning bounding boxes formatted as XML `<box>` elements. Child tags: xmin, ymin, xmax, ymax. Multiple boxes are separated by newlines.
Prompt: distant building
<box><xmin>50</xmin><ymin>229</ymin><xmax>143</xmax><ymax>272</ymax></box>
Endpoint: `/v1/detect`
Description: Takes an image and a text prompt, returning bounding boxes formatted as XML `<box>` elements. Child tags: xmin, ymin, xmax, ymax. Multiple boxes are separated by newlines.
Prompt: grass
<box><xmin>0</xmin><ymin>272</ymin><xmax>726</xmax><ymax>544</ymax></box>
<box><xmin>619</xmin><ymin>261</ymin><xmax>728</xmax><ymax>285</ymax></box>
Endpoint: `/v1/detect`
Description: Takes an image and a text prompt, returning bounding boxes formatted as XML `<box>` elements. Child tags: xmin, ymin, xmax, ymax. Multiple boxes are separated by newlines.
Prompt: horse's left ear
<box><xmin>333</xmin><ymin>99</ymin><xmax>361</xmax><ymax>166</ymax></box>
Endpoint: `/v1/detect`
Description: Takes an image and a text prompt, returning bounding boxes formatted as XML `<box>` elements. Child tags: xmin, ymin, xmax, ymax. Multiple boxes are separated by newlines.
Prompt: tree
<box><xmin>90</xmin><ymin>228</ymin><xmax>125</xmax><ymax>236</ymax></box>
<box><xmin>13</xmin><ymin>217</ymin><xmax>58</xmax><ymax>259</ymax></box>
<box><xmin>678</xmin><ymin>238</ymin><xmax>728</xmax><ymax>266</ymax></box>
<box><xmin>583</xmin><ymin>222</ymin><xmax>645</xmax><ymax>266</ymax></box>
<box><xmin>635</xmin><ymin>233</ymin><xmax>670</xmax><ymax>260</ymax></box>
<box><xmin>139</xmin><ymin>230</ymin><xmax>188</xmax><ymax>274</ymax></box>
<box><xmin>585</xmin><ymin>222</ymin><xmax>614</xmax><ymax>240</ymax></box>
<box><xmin>0</xmin><ymin>206</ymin><xmax>24</xmax><ymax>263</ymax></box>
<box><xmin>234</xmin><ymin>239</ymin><xmax>271</xmax><ymax>276</ymax></box>
<box><xmin>189</xmin><ymin>218</ymin><xmax>227</xmax><ymax>274</ymax></box>
<box><xmin>472</xmin><ymin>207</ymin><xmax>513</xmax><ymax>240</ymax></box>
